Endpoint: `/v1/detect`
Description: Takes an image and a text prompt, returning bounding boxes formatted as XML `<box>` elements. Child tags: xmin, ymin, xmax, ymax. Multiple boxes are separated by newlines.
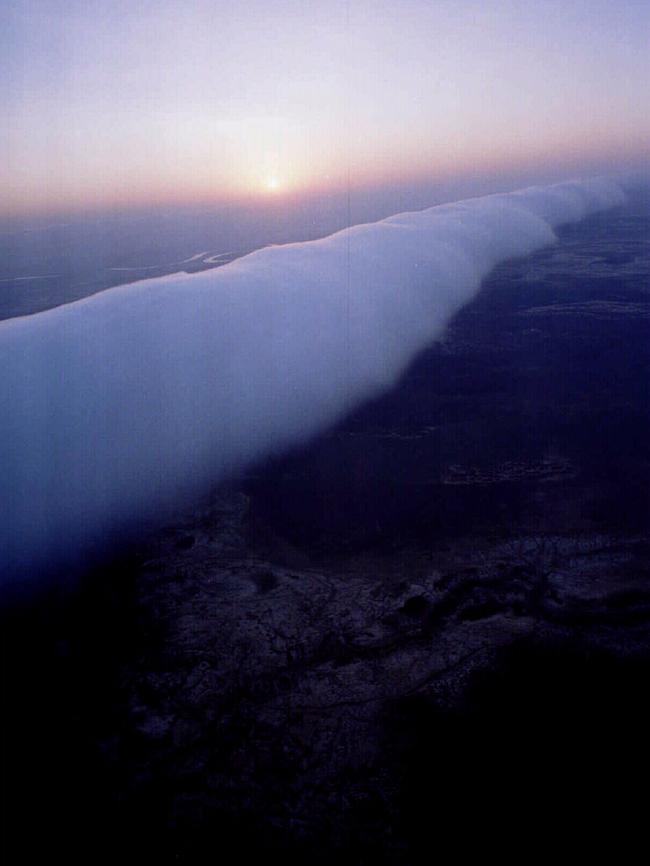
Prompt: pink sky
<box><xmin>2</xmin><ymin>1</ymin><xmax>649</xmax><ymax>217</ymax></box>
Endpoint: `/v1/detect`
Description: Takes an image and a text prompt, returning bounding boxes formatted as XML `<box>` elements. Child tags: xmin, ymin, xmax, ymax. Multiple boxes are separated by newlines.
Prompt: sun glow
<box><xmin>265</xmin><ymin>175</ymin><xmax>281</xmax><ymax>192</ymax></box>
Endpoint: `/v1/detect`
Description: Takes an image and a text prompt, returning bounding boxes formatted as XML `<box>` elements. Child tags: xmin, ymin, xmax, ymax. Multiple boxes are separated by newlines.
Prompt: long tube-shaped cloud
<box><xmin>0</xmin><ymin>178</ymin><xmax>625</xmax><ymax>588</ymax></box>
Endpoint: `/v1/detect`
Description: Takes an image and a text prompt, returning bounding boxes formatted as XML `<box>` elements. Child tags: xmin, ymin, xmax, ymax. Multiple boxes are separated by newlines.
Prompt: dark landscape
<box><xmin>3</xmin><ymin>192</ymin><xmax>650</xmax><ymax>862</ymax></box>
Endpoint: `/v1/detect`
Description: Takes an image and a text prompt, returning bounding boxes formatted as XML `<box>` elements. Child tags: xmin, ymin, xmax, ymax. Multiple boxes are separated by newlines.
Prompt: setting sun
<box><xmin>265</xmin><ymin>175</ymin><xmax>281</xmax><ymax>191</ymax></box>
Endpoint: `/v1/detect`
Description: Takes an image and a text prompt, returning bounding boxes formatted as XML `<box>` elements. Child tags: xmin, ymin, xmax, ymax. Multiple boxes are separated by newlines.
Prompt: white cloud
<box><xmin>0</xmin><ymin>177</ymin><xmax>625</xmax><ymax>588</ymax></box>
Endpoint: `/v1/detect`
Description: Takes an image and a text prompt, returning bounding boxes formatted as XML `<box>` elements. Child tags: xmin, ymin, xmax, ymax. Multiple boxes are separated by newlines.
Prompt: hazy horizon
<box><xmin>2</xmin><ymin>1</ymin><xmax>649</xmax><ymax>221</ymax></box>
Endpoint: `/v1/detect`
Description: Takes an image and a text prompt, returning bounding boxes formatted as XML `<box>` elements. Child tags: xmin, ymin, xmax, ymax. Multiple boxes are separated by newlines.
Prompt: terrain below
<box><xmin>3</xmin><ymin>194</ymin><xmax>650</xmax><ymax>862</ymax></box>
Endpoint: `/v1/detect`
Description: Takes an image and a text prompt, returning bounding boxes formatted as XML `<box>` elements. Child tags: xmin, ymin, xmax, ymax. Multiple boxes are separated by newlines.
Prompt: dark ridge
<box><xmin>382</xmin><ymin>639</ymin><xmax>650</xmax><ymax>861</ymax></box>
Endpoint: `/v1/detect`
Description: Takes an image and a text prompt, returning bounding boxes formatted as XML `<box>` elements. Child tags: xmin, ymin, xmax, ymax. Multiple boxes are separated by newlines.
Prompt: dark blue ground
<box><xmin>244</xmin><ymin>190</ymin><xmax>650</xmax><ymax>555</ymax></box>
<box><xmin>2</xmin><ymin>190</ymin><xmax>649</xmax><ymax>863</ymax></box>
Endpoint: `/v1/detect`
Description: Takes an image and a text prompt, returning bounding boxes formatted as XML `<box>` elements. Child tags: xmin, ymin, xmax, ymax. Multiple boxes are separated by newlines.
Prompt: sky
<box><xmin>1</xmin><ymin>0</ymin><xmax>649</xmax><ymax>219</ymax></box>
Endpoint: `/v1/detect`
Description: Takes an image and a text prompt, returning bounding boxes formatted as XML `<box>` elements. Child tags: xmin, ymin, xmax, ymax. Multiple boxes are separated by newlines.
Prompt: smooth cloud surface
<box><xmin>0</xmin><ymin>178</ymin><xmax>625</xmax><ymax>587</ymax></box>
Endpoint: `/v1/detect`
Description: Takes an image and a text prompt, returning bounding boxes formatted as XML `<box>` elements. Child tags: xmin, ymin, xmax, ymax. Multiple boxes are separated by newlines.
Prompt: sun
<box><xmin>265</xmin><ymin>175</ymin><xmax>281</xmax><ymax>192</ymax></box>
